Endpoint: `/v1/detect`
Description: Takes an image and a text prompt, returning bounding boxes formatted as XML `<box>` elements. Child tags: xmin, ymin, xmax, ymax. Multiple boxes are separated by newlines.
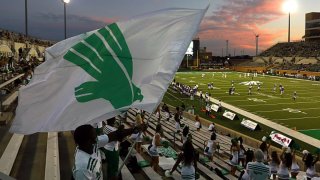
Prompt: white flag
<box><xmin>10</xmin><ymin>7</ymin><xmax>208</xmax><ymax>134</ymax></box>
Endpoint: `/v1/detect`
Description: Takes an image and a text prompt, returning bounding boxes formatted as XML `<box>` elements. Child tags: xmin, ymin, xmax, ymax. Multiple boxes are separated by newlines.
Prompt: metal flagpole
<box><xmin>117</xmin><ymin>110</ymin><xmax>154</xmax><ymax>177</ymax></box>
<box><xmin>117</xmin><ymin>131</ymin><xmax>141</xmax><ymax>176</ymax></box>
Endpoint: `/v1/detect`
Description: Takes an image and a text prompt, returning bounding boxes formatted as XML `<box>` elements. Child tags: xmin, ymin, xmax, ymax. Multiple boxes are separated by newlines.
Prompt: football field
<box><xmin>171</xmin><ymin>71</ymin><xmax>320</xmax><ymax>140</ymax></box>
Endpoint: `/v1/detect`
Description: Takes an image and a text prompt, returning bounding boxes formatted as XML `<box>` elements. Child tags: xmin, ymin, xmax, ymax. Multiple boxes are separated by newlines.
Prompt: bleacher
<box><xmin>260</xmin><ymin>41</ymin><xmax>320</xmax><ymax>57</ymax></box>
<box><xmin>232</xmin><ymin>41</ymin><xmax>320</xmax><ymax>72</ymax></box>
<box><xmin>126</xmin><ymin>108</ymin><xmax>244</xmax><ymax>179</ymax></box>
<box><xmin>0</xmin><ymin>103</ymin><xmax>313</xmax><ymax>179</ymax></box>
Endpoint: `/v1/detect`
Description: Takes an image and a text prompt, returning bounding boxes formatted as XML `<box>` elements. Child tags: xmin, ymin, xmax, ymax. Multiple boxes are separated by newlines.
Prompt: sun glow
<box><xmin>282</xmin><ymin>0</ymin><xmax>298</xmax><ymax>13</ymax></box>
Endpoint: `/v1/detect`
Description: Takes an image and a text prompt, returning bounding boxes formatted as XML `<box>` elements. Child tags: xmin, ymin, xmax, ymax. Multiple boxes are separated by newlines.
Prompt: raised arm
<box><xmin>154</xmin><ymin>133</ymin><xmax>161</xmax><ymax>146</ymax></box>
<box><xmin>170</xmin><ymin>153</ymin><xmax>183</xmax><ymax>174</ymax></box>
<box><xmin>312</xmin><ymin>152</ymin><xmax>320</xmax><ymax>166</ymax></box>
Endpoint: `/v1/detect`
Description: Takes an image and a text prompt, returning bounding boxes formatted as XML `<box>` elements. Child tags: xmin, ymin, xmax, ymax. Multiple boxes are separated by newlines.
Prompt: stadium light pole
<box><xmin>288</xmin><ymin>12</ymin><xmax>291</xmax><ymax>42</ymax></box>
<box><xmin>226</xmin><ymin>40</ymin><xmax>229</xmax><ymax>57</ymax></box>
<box><xmin>283</xmin><ymin>0</ymin><xmax>297</xmax><ymax>43</ymax></box>
<box><xmin>255</xmin><ymin>34</ymin><xmax>259</xmax><ymax>56</ymax></box>
<box><xmin>25</xmin><ymin>0</ymin><xmax>28</xmax><ymax>38</ymax></box>
<box><xmin>62</xmin><ymin>0</ymin><xmax>70</xmax><ymax>39</ymax></box>
<box><xmin>24</xmin><ymin>0</ymin><xmax>30</xmax><ymax>48</ymax></box>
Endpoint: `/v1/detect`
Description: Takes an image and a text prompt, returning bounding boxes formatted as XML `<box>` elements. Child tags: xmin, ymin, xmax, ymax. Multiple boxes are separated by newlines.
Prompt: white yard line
<box><xmin>225</xmin><ymin>96</ymin><xmax>320</xmax><ymax>102</ymax></box>
<box><xmin>165</xmin><ymin>91</ymin><xmax>184</xmax><ymax>103</ymax></box>
<box><xmin>259</xmin><ymin>73</ymin><xmax>320</xmax><ymax>83</ymax></box>
<box><xmin>255</xmin><ymin>107</ymin><xmax>320</xmax><ymax>113</ymax></box>
<box><xmin>240</xmin><ymin>100</ymin><xmax>320</xmax><ymax>107</ymax></box>
<box><xmin>275</xmin><ymin>116</ymin><xmax>320</xmax><ymax>121</ymax></box>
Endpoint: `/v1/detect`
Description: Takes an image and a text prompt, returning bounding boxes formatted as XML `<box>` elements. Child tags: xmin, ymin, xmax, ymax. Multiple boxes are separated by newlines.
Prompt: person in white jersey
<box><xmin>303</xmin><ymin>150</ymin><xmax>320</xmax><ymax>180</ymax></box>
<box><xmin>72</xmin><ymin>123</ymin><xmax>145</xmax><ymax>180</ymax></box>
<box><xmin>204</xmin><ymin>133</ymin><xmax>217</xmax><ymax>161</ymax></box>
<box><xmin>101</xmin><ymin>117</ymin><xmax>121</xmax><ymax>180</ymax></box>
<box><xmin>166</xmin><ymin>140</ymin><xmax>198</xmax><ymax>180</ymax></box>
<box><xmin>148</xmin><ymin>124</ymin><xmax>162</xmax><ymax>171</ymax></box>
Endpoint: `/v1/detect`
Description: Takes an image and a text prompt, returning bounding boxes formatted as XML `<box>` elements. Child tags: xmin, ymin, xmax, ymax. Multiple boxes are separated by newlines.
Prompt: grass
<box><xmin>162</xmin><ymin>71</ymin><xmax>320</xmax><ymax>152</ymax></box>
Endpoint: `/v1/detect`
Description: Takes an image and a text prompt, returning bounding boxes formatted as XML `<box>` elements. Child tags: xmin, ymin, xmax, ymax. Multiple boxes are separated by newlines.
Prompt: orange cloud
<box><xmin>90</xmin><ymin>16</ymin><xmax>118</xmax><ymax>25</ymax></box>
<box><xmin>199</xmin><ymin>0</ymin><xmax>287</xmax><ymax>55</ymax></box>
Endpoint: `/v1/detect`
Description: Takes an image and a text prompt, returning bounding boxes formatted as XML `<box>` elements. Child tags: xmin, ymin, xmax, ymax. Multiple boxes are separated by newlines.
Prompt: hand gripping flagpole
<box><xmin>117</xmin><ymin>108</ymin><xmax>154</xmax><ymax>177</ymax></box>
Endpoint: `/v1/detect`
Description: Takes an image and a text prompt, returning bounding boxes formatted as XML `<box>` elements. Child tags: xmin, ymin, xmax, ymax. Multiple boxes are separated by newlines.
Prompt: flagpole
<box><xmin>117</xmin><ymin>131</ymin><xmax>141</xmax><ymax>176</ymax></box>
<box><xmin>117</xmin><ymin>110</ymin><xmax>154</xmax><ymax>177</ymax></box>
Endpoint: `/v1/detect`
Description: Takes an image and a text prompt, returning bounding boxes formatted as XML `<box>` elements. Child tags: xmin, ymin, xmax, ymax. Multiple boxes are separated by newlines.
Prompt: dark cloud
<box><xmin>37</xmin><ymin>13</ymin><xmax>110</xmax><ymax>25</ymax></box>
<box><xmin>27</xmin><ymin>12</ymin><xmax>116</xmax><ymax>40</ymax></box>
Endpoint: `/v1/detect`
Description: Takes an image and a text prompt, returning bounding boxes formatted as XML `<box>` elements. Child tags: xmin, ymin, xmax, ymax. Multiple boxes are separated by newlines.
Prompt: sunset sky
<box><xmin>0</xmin><ymin>0</ymin><xmax>319</xmax><ymax>55</ymax></box>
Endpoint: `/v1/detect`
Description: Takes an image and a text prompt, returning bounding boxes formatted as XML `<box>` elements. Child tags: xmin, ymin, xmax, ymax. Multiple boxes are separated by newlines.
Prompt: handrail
<box><xmin>0</xmin><ymin>74</ymin><xmax>23</xmax><ymax>89</ymax></box>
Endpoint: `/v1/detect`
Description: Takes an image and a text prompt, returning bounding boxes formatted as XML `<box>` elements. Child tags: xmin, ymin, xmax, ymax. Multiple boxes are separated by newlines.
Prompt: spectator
<box><xmin>205</xmin><ymin>103</ymin><xmax>210</xmax><ymax>116</ymax></box>
<box><xmin>269</xmin><ymin>151</ymin><xmax>280</xmax><ymax>180</ymax></box>
<box><xmin>18</xmin><ymin>47</ymin><xmax>22</xmax><ymax>58</ymax></box>
<box><xmin>72</xmin><ymin>124</ymin><xmax>141</xmax><ymax>180</ymax></box>
<box><xmin>218</xmin><ymin>99</ymin><xmax>222</xmax><ymax>111</ymax></box>
<box><xmin>194</xmin><ymin>115</ymin><xmax>201</xmax><ymax>131</ymax></box>
<box><xmin>148</xmin><ymin>124</ymin><xmax>162</xmax><ymax>171</ymax></box>
<box><xmin>303</xmin><ymin>150</ymin><xmax>320</xmax><ymax>180</ymax></box>
<box><xmin>290</xmin><ymin>149</ymin><xmax>300</xmax><ymax>179</ymax></box>
<box><xmin>246</xmin><ymin>149</ymin><xmax>271</xmax><ymax>180</ymax></box>
<box><xmin>162</xmin><ymin>103</ymin><xmax>168</xmax><ymax>112</ymax></box>
<box><xmin>174</xmin><ymin>107</ymin><xmax>182</xmax><ymax>133</ymax></box>
<box><xmin>181</xmin><ymin>125</ymin><xmax>190</xmax><ymax>144</ymax></box>
<box><xmin>259</xmin><ymin>136</ymin><xmax>270</xmax><ymax>163</ymax></box>
<box><xmin>238</xmin><ymin>137</ymin><xmax>246</xmax><ymax>167</ymax></box>
<box><xmin>205</xmin><ymin>94</ymin><xmax>209</xmax><ymax>105</ymax></box>
<box><xmin>101</xmin><ymin>117</ymin><xmax>121</xmax><ymax>180</ymax></box>
<box><xmin>208</xmin><ymin>122</ymin><xmax>215</xmax><ymax>132</ymax></box>
<box><xmin>230</xmin><ymin>138</ymin><xmax>240</xmax><ymax>176</ymax></box>
<box><xmin>240</xmin><ymin>149</ymin><xmax>254</xmax><ymax>180</ymax></box>
<box><xmin>166</xmin><ymin>140</ymin><xmax>197</xmax><ymax>180</ymax></box>
<box><xmin>155</xmin><ymin>105</ymin><xmax>161</xmax><ymax>122</ymax></box>
<box><xmin>181</xmin><ymin>103</ymin><xmax>186</xmax><ymax>111</ymax></box>
<box><xmin>245</xmin><ymin>148</ymin><xmax>254</xmax><ymax>168</ymax></box>
<box><xmin>130</xmin><ymin>113</ymin><xmax>146</xmax><ymax>153</ymax></box>
<box><xmin>188</xmin><ymin>105</ymin><xmax>195</xmax><ymax>115</ymax></box>
<box><xmin>204</xmin><ymin>132</ymin><xmax>217</xmax><ymax>162</ymax></box>
<box><xmin>277</xmin><ymin>147</ymin><xmax>292</xmax><ymax>180</ymax></box>
<box><xmin>162</xmin><ymin>103</ymin><xmax>171</xmax><ymax>120</ymax></box>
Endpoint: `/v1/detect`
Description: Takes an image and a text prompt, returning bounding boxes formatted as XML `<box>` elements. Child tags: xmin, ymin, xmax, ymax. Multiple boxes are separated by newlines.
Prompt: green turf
<box><xmin>162</xmin><ymin>71</ymin><xmax>320</xmax><ymax>152</ymax></box>
<box><xmin>299</xmin><ymin>129</ymin><xmax>320</xmax><ymax>140</ymax></box>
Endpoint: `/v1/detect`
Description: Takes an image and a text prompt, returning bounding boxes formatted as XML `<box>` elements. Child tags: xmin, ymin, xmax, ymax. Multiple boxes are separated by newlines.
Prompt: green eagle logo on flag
<box><xmin>63</xmin><ymin>23</ymin><xmax>143</xmax><ymax>109</ymax></box>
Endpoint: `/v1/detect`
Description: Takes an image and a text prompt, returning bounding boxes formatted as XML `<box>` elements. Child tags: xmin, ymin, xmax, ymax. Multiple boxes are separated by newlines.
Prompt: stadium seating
<box><xmin>0</xmin><ymin>134</ymin><xmax>24</xmax><ymax>175</ymax></box>
<box><xmin>45</xmin><ymin>132</ymin><xmax>60</xmax><ymax>180</ymax></box>
<box><xmin>126</xmin><ymin>109</ymin><xmax>238</xmax><ymax>179</ymax></box>
<box><xmin>260</xmin><ymin>41</ymin><xmax>320</xmax><ymax>57</ymax></box>
<box><xmin>118</xmin><ymin>158</ymin><xmax>136</xmax><ymax>180</ymax></box>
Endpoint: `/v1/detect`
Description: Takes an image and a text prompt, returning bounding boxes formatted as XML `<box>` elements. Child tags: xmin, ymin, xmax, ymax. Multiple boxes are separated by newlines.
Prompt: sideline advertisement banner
<box><xmin>211</xmin><ymin>104</ymin><xmax>220</xmax><ymax>112</ymax></box>
<box><xmin>241</xmin><ymin>119</ymin><xmax>260</xmax><ymax>131</ymax></box>
<box><xmin>269</xmin><ymin>131</ymin><xmax>292</xmax><ymax>147</ymax></box>
<box><xmin>223</xmin><ymin>110</ymin><xmax>236</xmax><ymax>120</ymax></box>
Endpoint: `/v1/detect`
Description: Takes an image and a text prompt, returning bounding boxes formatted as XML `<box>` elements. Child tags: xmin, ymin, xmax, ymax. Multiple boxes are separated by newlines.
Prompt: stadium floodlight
<box><xmin>61</xmin><ymin>0</ymin><xmax>70</xmax><ymax>39</ymax></box>
<box><xmin>282</xmin><ymin>0</ymin><xmax>297</xmax><ymax>13</ymax></box>
<box><xmin>282</xmin><ymin>0</ymin><xmax>298</xmax><ymax>43</ymax></box>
